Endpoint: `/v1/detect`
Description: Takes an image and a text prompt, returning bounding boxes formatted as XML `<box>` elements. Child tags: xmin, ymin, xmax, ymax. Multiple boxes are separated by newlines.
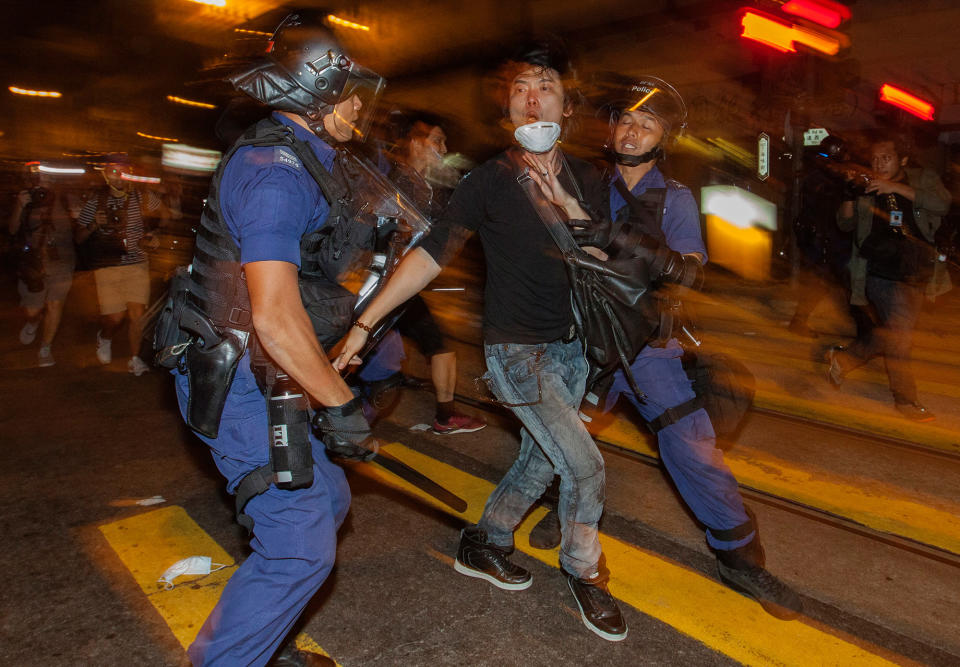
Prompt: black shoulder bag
<box><xmin>511</xmin><ymin>153</ymin><xmax>660</xmax><ymax>399</ymax></box>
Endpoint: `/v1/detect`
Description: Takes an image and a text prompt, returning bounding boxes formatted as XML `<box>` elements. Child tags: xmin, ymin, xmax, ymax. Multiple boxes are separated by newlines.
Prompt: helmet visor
<box><xmin>329</xmin><ymin>63</ymin><xmax>385</xmax><ymax>142</ymax></box>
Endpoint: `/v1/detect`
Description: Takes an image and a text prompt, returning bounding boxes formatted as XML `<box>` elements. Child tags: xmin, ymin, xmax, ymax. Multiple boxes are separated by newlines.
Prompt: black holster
<box><xmin>181</xmin><ymin>303</ymin><xmax>249</xmax><ymax>438</ymax></box>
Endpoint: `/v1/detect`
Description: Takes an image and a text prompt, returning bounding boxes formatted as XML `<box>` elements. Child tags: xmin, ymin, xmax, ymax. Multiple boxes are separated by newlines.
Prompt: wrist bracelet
<box><xmin>352</xmin><ymin>320</ymin><xmax>373</xmax><ymax>333</ymax></box>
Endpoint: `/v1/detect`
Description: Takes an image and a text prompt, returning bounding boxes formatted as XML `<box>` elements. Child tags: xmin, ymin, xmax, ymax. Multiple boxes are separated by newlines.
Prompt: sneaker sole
<box><xmin>716</xmin><ymin>565</ymin><xmax>801</xmax><ymax>621</ymax></box>
<box><xmin>566</xmin><ymin>578</ymin><xmax>628</xmax><ymax>642</ymax></box>
<box><xmin>38</xmin><ymin>360</ymin><xmax>55</xmax><ymax>368</ymax></box>
<box><xmin>453</xmin><ymin>559</ymin><xmax>532</xmax><ymax>591</ymax></box>
<box><xmin>433</xmin><ymin>424</ymin><xmax>487</xmax><ymax>435</ymax></box>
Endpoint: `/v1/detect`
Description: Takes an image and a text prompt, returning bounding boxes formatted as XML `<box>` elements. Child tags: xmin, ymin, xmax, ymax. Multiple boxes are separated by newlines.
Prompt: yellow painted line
<box><xmin>350</xmin><ymin>442</ymin><xmax>906</xmax><ymax>666</ymax></box>
<box><xmin>752</xmin><ymin>386</ymin><xmax>960</xmax><ymax>455</ymax></box>
<box><xmin>97</xmin><ymin>505</ymin><xmax>337</xmax><ymax>664</ymax></box>
<box><xmin>596</xmin><ymin>418</ymin><xmax>960</xmax><ymax>555</ymax></box>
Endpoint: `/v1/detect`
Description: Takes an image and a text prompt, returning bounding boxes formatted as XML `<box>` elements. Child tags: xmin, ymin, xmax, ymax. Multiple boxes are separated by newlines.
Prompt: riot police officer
<box><xmin>565</xmin><ymin>76</ymin><xmax>803</xmax><ymax>620</ymax></box>
<box><xmin>170</xmin><ymin>11</ymin><xmax>386</xmax><ymax>665</ymax></box>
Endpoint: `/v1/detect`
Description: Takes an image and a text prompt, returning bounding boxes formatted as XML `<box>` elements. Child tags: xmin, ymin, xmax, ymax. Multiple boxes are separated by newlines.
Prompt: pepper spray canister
<box><xmin>267</xmin><ymin>371</ymin><xmax>315</xmax><ymax>490</ymax></box>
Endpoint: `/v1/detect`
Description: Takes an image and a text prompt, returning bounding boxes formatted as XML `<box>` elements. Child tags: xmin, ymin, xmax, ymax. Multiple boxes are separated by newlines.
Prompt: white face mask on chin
<box><xmin>514</xmin><ymin>121</ymin><xmax>561</xmax><ymax>154</ymax></box>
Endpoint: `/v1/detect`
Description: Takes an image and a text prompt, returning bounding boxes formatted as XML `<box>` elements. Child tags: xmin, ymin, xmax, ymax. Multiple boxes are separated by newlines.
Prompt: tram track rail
<box><xmin>421</xmin><ymin>384</ymin><xmax>960</xmax><ymax>569</ymax></box>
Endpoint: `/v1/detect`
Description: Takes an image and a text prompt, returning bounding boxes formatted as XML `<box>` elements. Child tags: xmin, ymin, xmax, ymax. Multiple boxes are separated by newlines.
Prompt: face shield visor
<box><xmin>305</xmin><ymin>54</ymin><xmax>385</xmax><ymax>143</ymax></box>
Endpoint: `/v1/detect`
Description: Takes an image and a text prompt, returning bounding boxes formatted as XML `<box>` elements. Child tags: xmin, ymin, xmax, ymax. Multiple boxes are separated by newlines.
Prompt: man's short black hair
<box><xmin>495</xmin><ymin>36</ymin><xmax>582</xmax><ymax>120</ymax></box>
<box><xmin>868</xmin><ymin>131</ymin><xmax>911</xmax><ymax>160</ymax></box>
<box><xmin>387</xmin><ymin>109</ymin><xmax>447</xmax><ymax>144</ymax></box>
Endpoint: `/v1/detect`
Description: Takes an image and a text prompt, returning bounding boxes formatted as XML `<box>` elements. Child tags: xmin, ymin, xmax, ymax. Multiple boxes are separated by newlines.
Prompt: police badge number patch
<box><xmin>274</xmin><ymin>148</ymin><xmax>302</xmax><ymax>170</ymax></box>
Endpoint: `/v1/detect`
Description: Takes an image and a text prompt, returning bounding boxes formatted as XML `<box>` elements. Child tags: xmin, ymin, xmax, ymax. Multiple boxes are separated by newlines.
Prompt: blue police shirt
<box><xmin>609</xmin><ymin>165</ymin><xmax>706</xmax><ymax>260</ymax></box>
<box><xmin>220</xmin><ymin>112</ymin><xmax>337</xmax><ymax>266</ymax></box>
<box><xmin>609</xmin><ymin>165</ymin><xmax>706</xmax><ymax>367</ymax></box>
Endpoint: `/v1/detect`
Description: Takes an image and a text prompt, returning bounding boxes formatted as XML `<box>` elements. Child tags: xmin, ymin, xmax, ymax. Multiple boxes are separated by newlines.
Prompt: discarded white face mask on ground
<box><xmin>158</xmin><ymin>556</ymin><xmax>227</xmax><ymax>590</ymax></box>
<box><xmin>514</xmin><ymin>121</ymin><xmax>561</xmax><ymax>154</ymax></box>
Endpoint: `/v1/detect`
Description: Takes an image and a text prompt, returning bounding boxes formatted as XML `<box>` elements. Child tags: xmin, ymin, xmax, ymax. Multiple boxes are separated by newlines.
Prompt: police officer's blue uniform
<box><xmin>174</xmin><ymin>113</ymin><xmax>351</xmax><ymax>666</ymax></box>
<box><xmin>604</xmin><ymin>165</ymin><xmax>754</xmax><ymax>551</ymax></box>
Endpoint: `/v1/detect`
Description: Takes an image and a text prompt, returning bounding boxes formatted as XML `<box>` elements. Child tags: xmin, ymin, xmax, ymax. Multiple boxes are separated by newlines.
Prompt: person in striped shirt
<box><xmin>76</xmin><ymin>155</ymin><xmax>161</xmax><ymax>375</ymax></box>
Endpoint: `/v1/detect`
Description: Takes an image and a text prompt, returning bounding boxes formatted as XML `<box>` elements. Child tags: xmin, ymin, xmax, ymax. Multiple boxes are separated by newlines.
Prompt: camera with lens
<box><xmin>29</xmin><ymin>186</ymin><xmax>49</xmax><ymax>205</ymax></box>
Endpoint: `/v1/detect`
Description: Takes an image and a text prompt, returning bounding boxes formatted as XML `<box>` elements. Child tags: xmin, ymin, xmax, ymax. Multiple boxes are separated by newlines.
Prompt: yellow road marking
<box><xmin>98</xmin><ymin>505</ymin><xmax>337</xmax><ymax>664</ymax></box>
<box><xmin>597</xmin><ymin>417</ymin><xmax>960</xmax><ymax>555</ymax></box>
<box><xmin>351</xmin><ymin>442</ymin><xmax>907</xmax><ymax>667</ymax></box>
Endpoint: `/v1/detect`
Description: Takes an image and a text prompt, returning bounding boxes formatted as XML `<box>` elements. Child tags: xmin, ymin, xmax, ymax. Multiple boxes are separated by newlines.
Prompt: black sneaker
<box><xmin>567</xmin><ymin>572</ymin><xmax>628</xmax><ymax>642</ymax></box>
<box><xmin>529</xmin><ymin>509</ymin><xmax>561</xmax><ymax>550</ymax></box>
<box><xmin>270</xmin><ymin>643</ymin><xmax>335</xmax><ymax>666</ymax></box>
<box><xmin>716</xmin><ymin>558</ymin><xmax>803</xmax><ymax>620</ymax></box>
<box><xmin>454</xmin><ymin>526</ymin><xmax>532</xmax><ymax>590</ymax></box>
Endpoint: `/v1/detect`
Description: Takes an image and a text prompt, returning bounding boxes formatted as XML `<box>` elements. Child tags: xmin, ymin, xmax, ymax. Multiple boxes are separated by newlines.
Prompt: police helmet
<box><xmin>603</xmin><ymin>76</ymin><xmax>687</xmax><ymax>166</ymax></box>
<box><xmin>229</xmin><ymin>10</ymin><xmax>385</xmax><ymax>140</ymax></box>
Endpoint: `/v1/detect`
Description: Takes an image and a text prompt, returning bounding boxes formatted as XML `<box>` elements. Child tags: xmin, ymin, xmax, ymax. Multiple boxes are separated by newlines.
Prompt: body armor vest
<box><xmin>188</xmin><ymin>117</ymin><xmax>366</xmax><ymax>352</ymax></box>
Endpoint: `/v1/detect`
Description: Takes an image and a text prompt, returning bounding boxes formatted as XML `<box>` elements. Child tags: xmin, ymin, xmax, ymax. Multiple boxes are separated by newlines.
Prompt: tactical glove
<box><xmin>312</xmin><ymin>396</ymin><xmax>379</xmax><ymax>461</ymax></box>
<box><xmin>567</xmin><ymin>217</ymin><xmax>615</xmax><ymax>248</ymax></box>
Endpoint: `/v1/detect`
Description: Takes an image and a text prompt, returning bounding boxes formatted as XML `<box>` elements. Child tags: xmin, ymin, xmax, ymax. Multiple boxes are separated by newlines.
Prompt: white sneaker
<box><xmin>96</xmin><ymin>331</ymin><xmax>112</xmax><ymax>365</ymax></box>
<box><xmin>128</xmin><ymin>355</ymin><xmax>150</xmax><ymax>376</ymax></box>
<box><xmin>19</xmin><ymin>321</ymin><xmax>39</xmax><ymax>345</ymax></box>
<box><xmin>38</xmin><ymin>344</ymin><xmax>55</xmax><ymax>367</ymax></box>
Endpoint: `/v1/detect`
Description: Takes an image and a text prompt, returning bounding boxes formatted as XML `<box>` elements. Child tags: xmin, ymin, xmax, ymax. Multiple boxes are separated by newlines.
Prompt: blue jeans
<box><xmin>478</xmin><ymin>339</ymin><xmax>604</xmax><ymax>579</ymax></box>
<box><xmin>608</xmin><ymin>342</ymin><xmax>753</xmax><ymax>551</ymax></box>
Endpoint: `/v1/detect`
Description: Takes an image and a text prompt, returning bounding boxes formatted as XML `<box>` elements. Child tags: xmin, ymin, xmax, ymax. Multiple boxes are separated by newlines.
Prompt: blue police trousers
<box><xmin>608</xmin><ymin>343</ymin><xmax>754</xmax><ymax>551</ymax></box>
<box><xmin>175</xmin><ymin>363</ymin><xmax>350</xmax><ymax>666</ymax></box>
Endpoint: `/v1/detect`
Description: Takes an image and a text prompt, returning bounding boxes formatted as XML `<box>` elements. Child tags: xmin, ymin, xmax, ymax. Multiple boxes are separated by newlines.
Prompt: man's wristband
<box><xmin>352</xmin><ymin>320</ymin><xmax>373</xmax><ymax>333</ymax></box>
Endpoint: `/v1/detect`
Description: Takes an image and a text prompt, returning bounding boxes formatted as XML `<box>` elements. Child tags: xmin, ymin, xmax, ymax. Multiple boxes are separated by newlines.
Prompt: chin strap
<box><xmin>613</xmin><ymin>145</ymin><xmax>663</xmax><ymax>167</ymax></box>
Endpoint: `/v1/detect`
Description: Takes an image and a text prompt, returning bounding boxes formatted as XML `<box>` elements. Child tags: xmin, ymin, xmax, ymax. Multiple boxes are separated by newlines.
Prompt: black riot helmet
<box><xmin>229</xmin><ymin>9</ymin><xmax>385</xmax><ymax>141</ymax></box>
<box><xmin>603</xmin><ymin>76</ymin><xmax>687</xmax><ymax>166</ymax></box>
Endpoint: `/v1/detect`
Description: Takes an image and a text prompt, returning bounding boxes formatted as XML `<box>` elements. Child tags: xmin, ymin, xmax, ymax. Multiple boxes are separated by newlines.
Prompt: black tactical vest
<box><xmin>188</xmin><ymin>117</ymin><xmax>364</xmax><ymax>351</ymax></box>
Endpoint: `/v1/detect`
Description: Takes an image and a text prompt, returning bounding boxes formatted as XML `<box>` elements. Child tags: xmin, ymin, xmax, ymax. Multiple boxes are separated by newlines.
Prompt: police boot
<box><xmin>455</xmin><ymin>526</ymin><xmax>532</xmax><ymax>591</ymax></box>
<box><xmin>716</xmin><ymin>539</ymin><xmax>803</xmax><ymax>620</ymax></box>
<box><xmin>270</xmin><ymin>643</ymin><xmax>335</xmax><ymax>667</ymax></box>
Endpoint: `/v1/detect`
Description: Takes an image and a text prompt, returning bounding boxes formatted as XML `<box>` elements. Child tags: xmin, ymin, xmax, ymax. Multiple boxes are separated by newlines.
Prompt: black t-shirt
<box><xmin>419</xmin><ymin>148</ymin><xmax>606</xmax><ymax>344</ymax></box>
<box><xmin>863</xmin><ymin>191</ymin><xmax>930</xmax><ymax>283</ymax></box>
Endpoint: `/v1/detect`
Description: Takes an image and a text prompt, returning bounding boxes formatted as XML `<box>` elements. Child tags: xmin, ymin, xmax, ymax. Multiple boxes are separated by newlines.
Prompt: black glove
<box><xmin>311</xmin><ymin>396</ymin><xmax>379</xmax><ymax>461</ymax></box>
<box><xmin>567</xmin><ymin>217</ymin><xmax>614</xmax><ymax>248</ymax></box>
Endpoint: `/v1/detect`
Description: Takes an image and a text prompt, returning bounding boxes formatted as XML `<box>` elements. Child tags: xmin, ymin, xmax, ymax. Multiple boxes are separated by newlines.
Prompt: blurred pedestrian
<box><xmin>828</xmin><ymin>133</ymin><xmax>951</xmax><ymax>421</ymax></box>
<box><xmin>9</xmin><ymin>168</ymin><xmax>79</xmax><ymax>367</ymax></box>
<box><xmin>75</xmin><ymin>155</ymin><xmax>160</xmax><ymax>375</ymax></box>
<box><xmin>386</xmin><ymin>111</ymin><xmax>486</xmax><ymax>434</ymax></box>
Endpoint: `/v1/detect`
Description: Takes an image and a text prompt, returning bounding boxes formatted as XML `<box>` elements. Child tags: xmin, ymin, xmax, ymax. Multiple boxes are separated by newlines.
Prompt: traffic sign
<box><xmin>757</xmin><ymin>132</ymin><xmax>770</xmax><ymax>181</ymax></box>
<box><xmin>803</xmin><ymin>127</ymin><xmax>829</xmax><ymax>146</ymax></box>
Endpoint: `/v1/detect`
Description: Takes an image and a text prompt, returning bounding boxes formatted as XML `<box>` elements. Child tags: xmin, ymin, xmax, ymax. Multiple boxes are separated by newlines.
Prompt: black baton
<box><xmin>367</xmin><ymin>450</ymin><xmax>468</xmax><ymax>513</ymax></box>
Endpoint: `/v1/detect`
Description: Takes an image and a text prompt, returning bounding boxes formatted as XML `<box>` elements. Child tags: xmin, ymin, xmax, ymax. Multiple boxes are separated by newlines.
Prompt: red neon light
<box><xmin>782</xmin><ymin>0</ymin><xmax>851</xmax><ymax>29</ymax></box>
<box><xmin>741</xmin><ymin>10</ymin><xmax>844</xmax><ymax>55</ymax></box>
<box><xmin>879</xmin><ymin>84</ymin><xmax>935</xmax><ymax>121</ymax></box>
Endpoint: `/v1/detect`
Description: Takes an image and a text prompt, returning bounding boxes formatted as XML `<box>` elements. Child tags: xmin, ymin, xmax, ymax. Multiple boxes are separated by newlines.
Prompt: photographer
<box><xmin>76</xmin><ymin>154</ymin><xmax>161</xmax><ymax>375</ymax></box>
<box><xmin>10</xmin><ymin>169</ymin><xmax>78</xmax><ymax>367</ymax></box>
<box><xmin>827</xmin><ymin>133</ymin><xmax>951</xmax><ymax>421</ymax></box>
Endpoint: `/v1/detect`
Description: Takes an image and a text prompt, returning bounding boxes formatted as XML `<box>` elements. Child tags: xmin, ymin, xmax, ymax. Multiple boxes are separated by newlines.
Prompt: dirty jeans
<box><xmin>478</xmin><ymin>339</ymin><xmax>604</xmax><ymax>579</ymax></box>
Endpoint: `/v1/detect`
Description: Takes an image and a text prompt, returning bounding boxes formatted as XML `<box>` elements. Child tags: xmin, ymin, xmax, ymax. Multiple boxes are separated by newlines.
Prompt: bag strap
<box><xmin>508</xmin><ymin>149</ymin><xmax>647</xmax><ymax>402</ymax></box>
<box><xmin>507</xmin><ymin>149</ymin><xmax>580</xmax><ymax>255</ymax></box>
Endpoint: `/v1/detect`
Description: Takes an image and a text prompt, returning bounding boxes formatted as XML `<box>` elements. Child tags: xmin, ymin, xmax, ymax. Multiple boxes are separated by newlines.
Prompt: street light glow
<box><xmin>188</xmin><ymin>0</ymin><xmax>226</xmax><ymax>6</ymax></box>
<box><xmin>138</xmin><ymin>131</ymin><xmax>180</xmax><ymax>142</ymax></box>
<box><xmin>327</xmin><ymin>14</ymin><xmax>370</xmax><ymax>31</ymax></box>
<box><xmin>167</xmin><ymin>95</ymin><xmax>216</xmax><ymax>109</ymax></box>
<box><xmin>37</xmin><ymin>165</ymin><xmax>86</xmax><ymax>174</ymax></box>
<box><xmin>121</xmin><ymin>173</ymin><xmax>162</xmax><ymax>184</ymax></box>
<box><xmin>234</xmin><ymin>27</ymin><xmax>272</xmax><ymax>36</ymax></box>
<box><xmin>9</xmin><ymin>86</ymin><xmax>62</xmax><ymax>98</ymax></box>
